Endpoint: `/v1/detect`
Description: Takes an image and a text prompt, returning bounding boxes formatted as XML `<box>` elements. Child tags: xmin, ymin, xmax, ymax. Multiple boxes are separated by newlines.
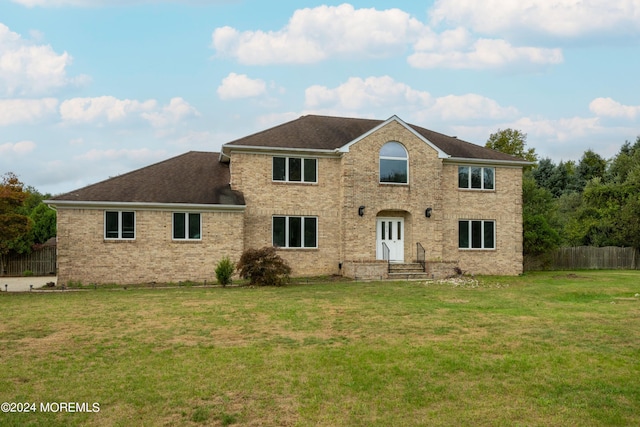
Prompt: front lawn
<box><xmin>1</xmin><ymin>271</ymin><xmax>639</xmax><ymax>426</ymax></box>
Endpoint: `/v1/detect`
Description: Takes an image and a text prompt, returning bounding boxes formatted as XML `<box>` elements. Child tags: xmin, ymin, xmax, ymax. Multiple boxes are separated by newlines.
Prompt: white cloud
<box><xmin>305</xmin><ymin>76</ymin><xmax>432</xmax><ymax>110</ymax></box>
<box><xmin>589</xmin><ymin>97</ymin><xmax>640</xmax><ymax>120</ymax></box>
<box><xmin>304</xmin><ymin>76</ymin><xmax>517</xmax><ymax>122</ymax></box>
<box><xmin>0</xmin><ymin>98</ymin><xmax>58</xmax><ymax>126</ymax></box>
<box><xmin>429</xmin><ymin>0</ymin><xmax>640</xmax><ymax>39</ymax></box>
<box><xmin>212</xmin><ymin>4</ymin><xmax>425</xmax><ymax>65</ymax></box>
<box><xmin>211</xmin><ymin>4</ymin><xmax>565</xmax><ymax>70</ymax></box>
<box><xmin>409</xmin><ymin>35</ymin><xmax>563</xmax><ymax>69</ymax></box>
<box><xmin>0</xmin><ymin>140</ymin><xmax>36</xmax><ymax>155</ymax></box>
<box><xmin>12</xmin><ymin>0</ymin><xmax>231</xmax><ymax>6</ymax></box>
<box><xmin>59</xmin><ymin>96</ymin><xmax>157</xmax><ymax>124</ymax></box>
<box><xmin>141</xmin><ymin>97</ymin><xmax>200</xmax><ymax>127</ymax></box>
<box><xmin>428</xmin><ymin>94</ymin><xmax>519</xmax><ymax>120</ymax></box>
<box><xmin>0</xmin><ymin>23</ymin><xmax>84</xmax><ymax>96</ymax></box>
<box><xmin>217</xmin><ymin>73</ymin><xmax>267</xmax><ymax>100</ymax></box>
<box><xmin>74</xmin><ymin>147</ymin><xmax>167</xmax><ymax>163</ymax></box>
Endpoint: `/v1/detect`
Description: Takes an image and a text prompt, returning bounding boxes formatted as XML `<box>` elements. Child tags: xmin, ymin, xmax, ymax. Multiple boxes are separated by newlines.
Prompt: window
<box><xmin>459</xmin><ymin>220</ymin><xmax>495</xmax><ymax>249</ymax></box>
<box><xmin>105</xmin><ymin>211</ymin><xmax>135</xmax><ymax>239</ymax></box>
<box><xmin>273</xmin><ymin>157</ymin><xmax>317</xmax><ymax>183</ymax></box>
<box><xmin>273</xmin><ymin>216</ymin><xmax>317</xmax><ymax>248</ymax></box>
<box><xmin>173</xmin><ymin>213</ymin><xmax>201</xmax><ymax>240</ymax></box>
<box><xmin>380</xmin><ymin>142</ymin><xmax>408</xmax><ymax>183</ymax></box>
<box><xmin>458</xmin><ymin>166</ymin><xmax>494</xmax><ymax>190</ymax></box>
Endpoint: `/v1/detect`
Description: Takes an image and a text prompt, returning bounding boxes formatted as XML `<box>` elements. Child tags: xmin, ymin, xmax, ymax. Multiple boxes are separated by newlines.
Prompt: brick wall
<box><xmin>340</xmin><ymin>120</ymin><xmax>443</xmax><ymax>264</ymax></box>
<box><xmin>229</xmin><ymin>120</ymin><xmax>524</xmax><ymax>277</ymax></box>
<box><xmin>440</xmin><ymin>164</ymin><xmax>524</xmax><ymax>275</ymax></box>
<box><xmin>229</xmin><ymin>152</ymin><xmax>343</xmax><ymax>276</ymax></box>
<box><xmin>56</xmin><ymin>208</ymin><xmax>244</xmax><ymax>285</ymax></box>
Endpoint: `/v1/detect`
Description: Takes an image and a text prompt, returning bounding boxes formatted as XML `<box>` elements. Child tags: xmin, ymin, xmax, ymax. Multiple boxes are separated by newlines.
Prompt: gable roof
<box><xmin>223</xmin><ymin>114</ymin><xmax>527</xmax><ymax>163</ymax></box>
<box><xmin>49</xmin><ymin>151</ymin><xmax>245</xmax><ymax>207</ymax></box>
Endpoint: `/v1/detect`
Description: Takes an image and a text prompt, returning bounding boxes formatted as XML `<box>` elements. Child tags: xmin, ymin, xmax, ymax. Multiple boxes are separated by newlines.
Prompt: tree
<box><xmin>574</xmin><ymin>149</ymin><xmax>607</xmax><ymax>191</ymax></box>
<box><xmin>0</xmin><ymin>173</ymin><xmax>31</xmax><ymax>259</ymax></box>
<box><xmin>522</xmin><ymin>173</ymin><xmax>561</xmax><ymax>255</ymax></box>
<box><xmin>237</xmin><ymin>246</ymin><xmax>291</xmax><ymax>286</ymax></box>
<box><xmin>485</xmin><ymin>128</ymin><xmax>538</xmax><ymax>163</ymax></box>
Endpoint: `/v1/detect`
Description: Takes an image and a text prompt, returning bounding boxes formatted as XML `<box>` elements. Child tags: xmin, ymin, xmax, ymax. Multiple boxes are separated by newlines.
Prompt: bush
<box><xmin>22</xmin><ymin>269</ymin><xmax>34</xmax><ymax>277</ymax></box>
<box><xmin>215</xmin><ymin>256</ymin><xmax>235</xmax><ymax>287</ymax></box>
<box><xmin>237</xmin><ymin>246</ymin><xmax>291</xmax><ymax>286</ymax></box>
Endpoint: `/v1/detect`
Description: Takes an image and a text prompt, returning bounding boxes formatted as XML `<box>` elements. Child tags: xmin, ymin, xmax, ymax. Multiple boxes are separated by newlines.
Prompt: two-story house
<box><xmin>47</xmin><ymin>115</ymin><xmax>529</xmax><ymax>285</ymax></box>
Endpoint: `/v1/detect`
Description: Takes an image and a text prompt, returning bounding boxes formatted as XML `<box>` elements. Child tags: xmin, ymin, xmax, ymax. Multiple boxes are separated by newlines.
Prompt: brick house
<box><xmin>47</xmin><ymin>115</ymin><xmax>529</xmax><ymax>285</ymax></box>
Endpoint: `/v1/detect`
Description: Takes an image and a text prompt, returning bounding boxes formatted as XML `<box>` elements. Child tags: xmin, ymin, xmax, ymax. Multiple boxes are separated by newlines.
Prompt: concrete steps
<box><xmin>387</xmin><ymin>262</ymin><xmax>431</xmax><ymax>280</ymax></box>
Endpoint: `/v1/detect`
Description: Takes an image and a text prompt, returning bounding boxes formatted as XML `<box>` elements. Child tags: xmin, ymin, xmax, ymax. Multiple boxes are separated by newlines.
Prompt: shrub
<box><xmin>237</xmin><ymin>246</ymin><xmax>291</xmax><ymax>286</ymax></box>
<box><xmin>215</xmin><ymin>256</ymin><xmax>235</xmax><ymax>287</ymax></box>
<box><xmin>22</xmin><ymin>269</ymin><xmax>34</xmax><ymax>277</ymax></box>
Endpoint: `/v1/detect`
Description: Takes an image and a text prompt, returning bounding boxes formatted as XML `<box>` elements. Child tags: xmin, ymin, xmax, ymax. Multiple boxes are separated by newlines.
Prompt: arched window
<box><xmin>379</xmin><ymin>142</ymin><xmax>408</xmax><ymax>184</ymax></box>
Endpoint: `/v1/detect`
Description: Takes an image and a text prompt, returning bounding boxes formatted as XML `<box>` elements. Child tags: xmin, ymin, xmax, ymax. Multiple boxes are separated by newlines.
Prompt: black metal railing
<box><xmin>382</xmin><ymin>242</ymin><xmax>391</xmax><ymax>272</ymax></box>
<box><xmin>416</xmin><ymin>242</ymin><xmax>426</xmax><ymax>272</ymax></box>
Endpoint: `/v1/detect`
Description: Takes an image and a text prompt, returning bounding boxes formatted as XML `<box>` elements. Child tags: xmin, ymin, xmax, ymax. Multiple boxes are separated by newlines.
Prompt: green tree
<box><xmin>485</xmin><ymin>128</ymin><xmax>538</xmax><ymax>163</ymax></box>
<box><xmin>0</xmin><ymin>173</ymin><xmax>31</xmax><ymax>260</ymax></box>
<box><xmin>522</xmin><ymin>173</ymin><xmax>561</xmax><ymax>255</ymax></box>
<box><xmin>575</xmin><ymin>149</ymin><xmax>607</xmax><ymax>191</ymax></box>
<box><xmin>30</xmin><ymin>203</ymin><xmax>56</xmax><ymax>245</ymax></box>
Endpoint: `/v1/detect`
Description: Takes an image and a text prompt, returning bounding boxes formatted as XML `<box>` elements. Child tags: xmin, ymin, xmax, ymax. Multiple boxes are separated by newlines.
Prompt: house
<box><xmin>47</xmin><ymin>115</ymin><xmax>530</xmax><ymax>285</ymax></box>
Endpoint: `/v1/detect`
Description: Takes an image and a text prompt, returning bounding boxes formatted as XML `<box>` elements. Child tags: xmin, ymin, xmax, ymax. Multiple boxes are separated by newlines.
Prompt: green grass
<box><xmin>1</xmin><ymin>271</ymin><xmax>639</xmax><ymax>426</ymax></box>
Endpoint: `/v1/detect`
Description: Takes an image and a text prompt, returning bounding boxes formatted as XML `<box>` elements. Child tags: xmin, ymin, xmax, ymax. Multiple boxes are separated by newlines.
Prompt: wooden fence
<box><xmin>0</xmin><ymin>246</ymin><xmax>57</xmax><ymax>276</ymax></box>
<box><xmin>525</xmin><ymin>246</ymin><xmax>640</xmax><ymax>271</ymax></box>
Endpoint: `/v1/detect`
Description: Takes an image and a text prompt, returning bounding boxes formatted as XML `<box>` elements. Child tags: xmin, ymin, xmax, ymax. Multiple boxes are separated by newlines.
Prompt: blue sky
<box><xmin>1</xmin><ymin>0</ymin><xmax>639</xmax><ymax>195</ymax></box>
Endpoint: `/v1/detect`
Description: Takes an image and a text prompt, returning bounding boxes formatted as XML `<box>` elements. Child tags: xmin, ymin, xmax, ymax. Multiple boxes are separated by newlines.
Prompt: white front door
<box><xmin>376</xmin><ymin>218</ymin><xmax>404</xmax><ymax>262</ymax></box>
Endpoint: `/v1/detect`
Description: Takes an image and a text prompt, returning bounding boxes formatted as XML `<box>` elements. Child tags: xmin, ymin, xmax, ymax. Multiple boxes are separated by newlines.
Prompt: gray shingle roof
<box><xmin>225</xmin><ymin>114</ymin><xmax>526</xmax><ymax>162</ymax></box>
<box><xmin>51</xmin><ymin>151</ymin><xmax>245</xmax><ymax>205</ymax></box>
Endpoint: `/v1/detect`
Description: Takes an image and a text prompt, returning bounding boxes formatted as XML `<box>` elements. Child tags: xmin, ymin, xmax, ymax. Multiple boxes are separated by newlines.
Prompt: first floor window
<box><xmin>273</xmin><ymin>216</ymin><xmax>317</xmax><ymax>248</ymax></box>
<box><xmin>458</xmin><ymin>166</ymin><xmax>494</xmax><ymax>190</ymax></box>
<box><xmin>105</xmin><ymin>211</ymin><xmax>135</xmax><ymax>239</ymax></box>
<box><xmin>459</xmin><ymin>220</ymin><xmax>495</xmax><ymax>249</ymax></box>
<box><xmin>173</xmin><ymin>213</ymin><xmax>201</xmax><ymax>240</ymax></box>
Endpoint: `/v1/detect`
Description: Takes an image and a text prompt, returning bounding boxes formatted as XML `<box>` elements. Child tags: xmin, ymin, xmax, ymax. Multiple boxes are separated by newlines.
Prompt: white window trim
<box><xmin>104</xmin><ymin>211</ymin><xmax>136</xmax><ymax>240</ymax></box>
<box><xmin>379</xmin><ymin>142</ymin><xmax>409</xmax><ymax>185</ymax></box>
<box><xmin>272</xmin><ymin>157</ymin><xmax>318</xmax><ymax>184</ymax></box>
<box><xmin>458</xmin><ymin>166</ymin><xmax>495</xmax><ymax>191</ymax></box>
<box><xmin>458</xmin><ymin>220</ymin><xmax>496</xmax><ymax>250</ymax></box>
<box><xmin>272</xmin><ymin>215</ymin><xmax>318</xmax><ymax>249</ymax></box>
<box><xmin>172</xmin><ymin>212</ymin><xmax>202</xmax><ymax>241</ymax></box>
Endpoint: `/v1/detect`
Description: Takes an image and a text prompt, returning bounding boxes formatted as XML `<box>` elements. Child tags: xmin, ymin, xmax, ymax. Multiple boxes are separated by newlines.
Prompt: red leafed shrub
<box><xmin>237</xmin><ymin>246</ymin><xmax>291</xmax><ymax>286</ymax></box>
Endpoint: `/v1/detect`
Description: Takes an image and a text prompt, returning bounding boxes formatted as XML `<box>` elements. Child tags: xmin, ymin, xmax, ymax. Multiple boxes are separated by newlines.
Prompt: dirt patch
<box><xmin>553</xmin><ymin>273</ymin><xmax>588</xmax><ymax>279</ymax></box>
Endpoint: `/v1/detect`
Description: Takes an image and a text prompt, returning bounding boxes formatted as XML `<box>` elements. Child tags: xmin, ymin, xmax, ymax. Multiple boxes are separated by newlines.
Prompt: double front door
<box><xmin>376</xmin><ymin>217</ymin><xmax>404</xmax><ymax>262</ymax></box>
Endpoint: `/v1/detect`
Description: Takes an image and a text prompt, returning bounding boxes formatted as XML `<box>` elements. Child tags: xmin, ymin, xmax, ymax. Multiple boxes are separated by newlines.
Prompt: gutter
<box><xmin>221</xmin><ymin>144</ymin><xmax>343</xmax><ymax>158</ymax></box>
<box><xmin>444</xmin><ymin>157</ymin><xmax>534</xmax><ymax>167</ymax></box>
<box><xmin>45</xmin><ymin>200</ymin><xmax>246</xmax><ymax>212</ymax></box>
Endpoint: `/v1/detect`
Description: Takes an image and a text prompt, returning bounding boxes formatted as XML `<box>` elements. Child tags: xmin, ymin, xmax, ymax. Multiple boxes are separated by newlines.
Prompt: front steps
<box><xmin>388</xmin><ymin>262</ymin><xmax>431</xmax><ymax>280</ymax></box>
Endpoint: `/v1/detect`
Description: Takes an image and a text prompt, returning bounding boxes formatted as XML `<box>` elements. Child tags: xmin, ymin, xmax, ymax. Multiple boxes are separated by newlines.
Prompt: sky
<box><xmin>1</xmin><ymin>0</ymin><xmax>639</xmax><ymax>195</ymax></box>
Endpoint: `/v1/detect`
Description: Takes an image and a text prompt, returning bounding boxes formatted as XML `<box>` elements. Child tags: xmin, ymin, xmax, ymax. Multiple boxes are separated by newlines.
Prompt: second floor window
<box><xmin>380</xmin><ymin>142</ymin><xmax>408</xmax><ymax>184</ymax></box>
<box><xmin>273</xmin><ymin>157</ymin><xmax>317</xmax><ymax>183</ymax></box>
<box><xmin>458</xmin><ymin>166</ymin><xmax>494</xmax><ymax>190</ymax></box>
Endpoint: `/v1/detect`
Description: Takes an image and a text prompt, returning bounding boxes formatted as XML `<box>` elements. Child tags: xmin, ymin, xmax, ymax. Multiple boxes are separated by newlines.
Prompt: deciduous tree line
<box><xmin>0</xmin><ymin>172</ymin><xmax>56</xmax><ymax>258</ymax></box>
<box><xmin>487</xmin><ymin>129</ymin><xmax>640</xmax><ymax>256</ymax></box>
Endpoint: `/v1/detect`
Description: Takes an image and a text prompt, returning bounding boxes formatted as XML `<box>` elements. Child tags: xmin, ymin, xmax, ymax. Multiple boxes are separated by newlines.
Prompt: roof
<box><xmin>224</xmin><ymin>114</ymin><xmax>525</xmax><ymax>163</ymax></box>
<box><xmin>49</xmin><ymin>151</ymin><xmax>245</xmax><ymax>206</ymax></box>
